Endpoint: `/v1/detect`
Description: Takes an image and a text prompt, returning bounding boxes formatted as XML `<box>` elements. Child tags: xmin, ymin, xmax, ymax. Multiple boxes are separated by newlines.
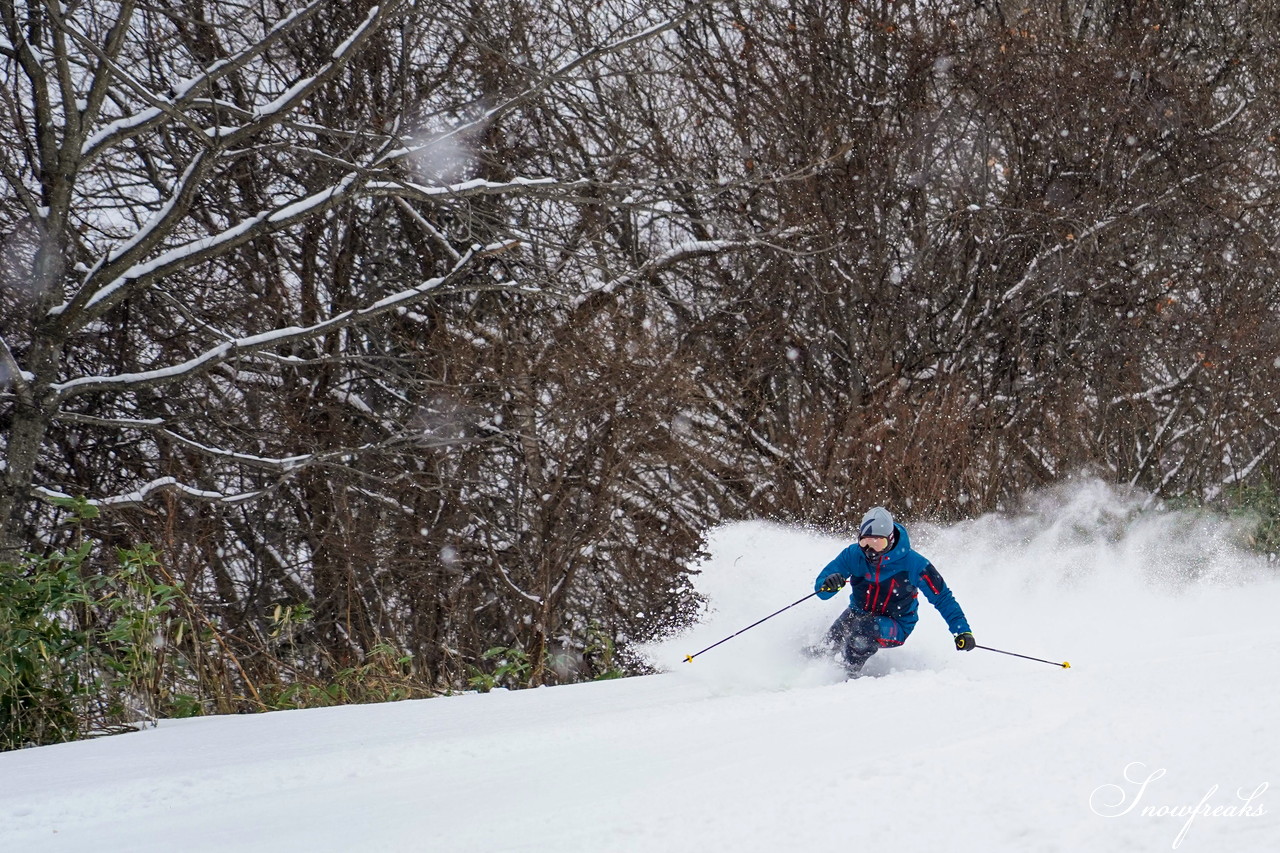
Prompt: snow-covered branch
<box><xmin>493</xmin><ymin>562</ymin><xmax>545</xmax><ymax>606</ymax></box>
<box><xmin>217</xmin><ymin>3</ymin><xmax>405</xmax><ymax>149</ymax></box>
<box><xmin>594</xmin><ymin>238</ymin><xmax>757</xmax><ymax>292</ymax></box>
<box><xmin>157</xmin><ymin>430</ymin><xmax>439</xmax><ymax>478</ymax></box>
<box><xmin>52</xmin><ymin>4</ymin><xmax>409</xmax><ymax>334</ymax></box>
<box><xmin>998</xmin><ymin>169</ymin><xmax>1216</xmax><ymax>309</ymax></box>
<box><xmin>0</xmin><ymin>333</ymin><xmax>32</xmax><ymax>401</ymax></box>
<box><xmin>35</xmin><ymin>479</ymin><xmax>262</xmax><ymax>510</ymax></box>
<box><xmin>53</xmin><ymin>169</ymin><xmax>365</xmax><ymax>328</ymax></box>
<box><xmin>76</xmin><ymin>0</ymin><xmax>336</xmax><ymax>164</ymax></box>
<box><xmin>51</xmin><ymin>248</ymin><xmax>479</xmax><ymax>401</ymax></box>
<box><xmin>1109</xmin><ymin>362</ymin><xmax>1202</xmax><ymax>407</ymax></box>
<box><xmin>368</xmin><ymin>176</ymin><xmax>587</xmax><ymax>201</ymax></box>
<box><xmin>379</xmin><ymin>0</ymin><xmax>724</xmax><ymax>165</ymax></box>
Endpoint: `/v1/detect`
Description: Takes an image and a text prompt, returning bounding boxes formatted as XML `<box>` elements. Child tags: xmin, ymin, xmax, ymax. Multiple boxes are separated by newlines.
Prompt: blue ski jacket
<box><xmin>814</xmin><ymin>523</ymin><xmax>970</xmax><ymax>646</ymax></box>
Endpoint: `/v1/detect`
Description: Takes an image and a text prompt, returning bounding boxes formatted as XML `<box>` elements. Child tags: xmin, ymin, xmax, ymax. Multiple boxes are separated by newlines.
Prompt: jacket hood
<box><xmin>874</xmin><ymin>522</ymin><xmax>912</xmax><ymax>566</ymax></box>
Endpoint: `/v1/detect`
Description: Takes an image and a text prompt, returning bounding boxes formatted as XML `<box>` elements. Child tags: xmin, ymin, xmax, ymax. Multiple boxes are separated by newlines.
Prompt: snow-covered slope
<box><xmin>2</xmin><ymin>482</ymin><xmax>1277</xmax><ymax>852</ymax></box>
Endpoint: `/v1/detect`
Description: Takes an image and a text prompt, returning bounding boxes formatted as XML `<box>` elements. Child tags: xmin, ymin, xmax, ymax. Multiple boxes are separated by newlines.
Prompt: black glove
<box><xmin>954</xmin><ymin>632</ymin><xmax>976</xmax><ymax>652</ymax></box>
<box><xmin>818</xmin><ymin>572</ymin><xmax>847</xmax><ymax>593</ymax></box>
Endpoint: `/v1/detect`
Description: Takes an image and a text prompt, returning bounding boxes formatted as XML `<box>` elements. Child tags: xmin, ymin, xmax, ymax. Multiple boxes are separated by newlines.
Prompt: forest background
<box><xmin>3</xmin><ymin>0</ymin><xmax>1280</xmax><ymax>747</ymax></box>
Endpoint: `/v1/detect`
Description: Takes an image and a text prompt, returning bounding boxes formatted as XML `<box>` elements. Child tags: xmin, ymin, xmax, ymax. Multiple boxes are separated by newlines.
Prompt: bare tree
<box><xmin>1</xmin><ymin>0</ymin><xmax>757</xmax><ymax>706</ymax></box>
<box><xmin>5</xmin><ymin>0</ymin><xmax>1280</xmax><ymax>727</ymax></box>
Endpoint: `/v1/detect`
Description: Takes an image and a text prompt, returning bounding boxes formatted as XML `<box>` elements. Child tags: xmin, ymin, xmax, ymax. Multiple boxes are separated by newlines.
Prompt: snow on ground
<box><xmin>2</xmin><ymin>480</ymin><xmax>1277</xmax><ymax>852</ymax></box>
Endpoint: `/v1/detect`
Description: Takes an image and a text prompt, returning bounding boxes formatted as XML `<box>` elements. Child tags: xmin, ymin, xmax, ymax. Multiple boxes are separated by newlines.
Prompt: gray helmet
<box><xmin>859</xmin><ymin>506</ymin><xmax>894</xmax><ymax>538</ymax></box>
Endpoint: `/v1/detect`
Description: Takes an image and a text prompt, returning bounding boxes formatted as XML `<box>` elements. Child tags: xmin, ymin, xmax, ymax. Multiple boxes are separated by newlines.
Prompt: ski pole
<box><xmin>975</xmin><ymin>644</ymin><xmax>1071</xmax><ymax>669</ymax></box>
<box><xmin>684</xmin><ymin>591</ymin><xmax>820</xmax><ymax>663</ymax></box>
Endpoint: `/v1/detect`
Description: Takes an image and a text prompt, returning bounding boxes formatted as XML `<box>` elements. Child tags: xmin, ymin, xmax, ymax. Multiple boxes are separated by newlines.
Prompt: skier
<box><xmin>814</xmin><ymin>506</ymin><xmax>975</xmax><ymax>676</ymax></box>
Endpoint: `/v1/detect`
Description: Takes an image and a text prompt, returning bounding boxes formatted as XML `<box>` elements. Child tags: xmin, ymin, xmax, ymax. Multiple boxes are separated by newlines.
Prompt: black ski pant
<box><xmin>825</xmin><ymin>608</ymin><xmax>882</xmax><ymax>675</ymax></box>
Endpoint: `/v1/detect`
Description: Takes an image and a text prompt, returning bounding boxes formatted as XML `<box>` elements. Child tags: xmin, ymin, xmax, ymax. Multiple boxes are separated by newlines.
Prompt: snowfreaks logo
<box><xmin>1089</xmin><ymin>762</ymin><xmax>1268</xmax><ymax>849</ymax></box>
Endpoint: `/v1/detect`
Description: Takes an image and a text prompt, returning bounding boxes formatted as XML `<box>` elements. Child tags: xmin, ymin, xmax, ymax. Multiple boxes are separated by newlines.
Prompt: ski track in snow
<box><xmin>2</xmin><ymin>481</ymin><xmax>1277</xmax><ymax>852</ymax></box>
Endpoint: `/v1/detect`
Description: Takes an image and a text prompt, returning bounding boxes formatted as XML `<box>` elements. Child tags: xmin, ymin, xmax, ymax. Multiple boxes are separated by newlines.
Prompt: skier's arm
<box><xmin>916</xmin><ymin>563</ymin><xmax>971</xmax><ymax>634</ymax></box>
<box><xmin>814</xmin><ymin>547</ymin><xmax>859</xmax><ymax>599</ymax></box>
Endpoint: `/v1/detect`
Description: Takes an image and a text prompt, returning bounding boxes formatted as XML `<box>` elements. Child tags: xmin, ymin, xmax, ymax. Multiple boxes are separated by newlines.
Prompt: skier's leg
<box><xmin>842</xmin><ymin>632</ymin><xmax>879</xmax><ymax>676</ymax></box>
<box><xmin>804</xmin><ymin>609</ymin><xmax>851</xmax><ymax>659</ymax></box>
<box><xmin>826</xmin><ymin>609</ymin><xmax>880</xmax><ymax>676</ymax></box>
